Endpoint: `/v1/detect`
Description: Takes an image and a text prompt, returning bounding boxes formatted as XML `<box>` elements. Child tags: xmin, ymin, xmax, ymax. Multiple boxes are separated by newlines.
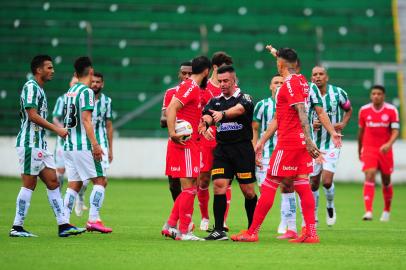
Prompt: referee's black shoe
<box><xmin>205</xmin><ymin>229</ymin><xmax>228</xmax><ymax>240</ymax></box>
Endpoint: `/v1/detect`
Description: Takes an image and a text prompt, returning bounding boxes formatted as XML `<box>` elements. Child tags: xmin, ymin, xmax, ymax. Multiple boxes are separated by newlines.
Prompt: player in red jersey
<box><xmin>198</xmin><ymin>52</ymin><xmax>233</xmax><ymax>231</ymax></box>
<box><xmin>161</xmin><ymin>56</ymin><xmax>211</xmax><ymax>241</ymax></box>
<box><xmin>232</xmin><ymin>48</ymin><xmax>322</xmax><ymax>244</ymax></box>
<box><xmin>161</xmin><ymin>61</ymin><xmax>192</xmax><ymax>202</ymax></box>
<box><xmin>358</xmin><ymin>85</ymin><xmax>399</xmax><ymax>222</ymax></box>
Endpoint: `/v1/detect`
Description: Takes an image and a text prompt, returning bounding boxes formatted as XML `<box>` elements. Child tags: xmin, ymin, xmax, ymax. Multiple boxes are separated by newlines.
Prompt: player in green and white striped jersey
<box><xmin>11</xmin><ymin>55</ymin><xmax>85</xmax><ymax>238</ymax></box>
<box><xmin>63</xmin><ymin>57</ymin><xmax>112</xmax><ymax>233</ymax></box>
<box><xmin>310</xmin><ymin>66</ymin><xmax>352</xmax><ymax>226</ymax></box>
<box><xmin>75</xmin><ymin>72</ymin><xmax>114</xmax><ymax>217</ymax></box>
<box><xmin>252</xmin><ymin>74</ymin><xmax>283</xmax><ymax>186</ymax></box>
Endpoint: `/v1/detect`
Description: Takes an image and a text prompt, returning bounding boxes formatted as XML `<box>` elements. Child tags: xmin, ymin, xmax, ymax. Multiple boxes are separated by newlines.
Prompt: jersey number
<box><xmin>63</xmin><ymin>104</ymin><xmax>77</xmax><ymax>128</ymax></box>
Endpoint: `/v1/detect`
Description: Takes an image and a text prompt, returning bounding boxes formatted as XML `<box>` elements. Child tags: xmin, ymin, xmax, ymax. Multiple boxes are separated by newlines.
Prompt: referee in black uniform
<box><xmin>199</xmin><ymin>65</ymin><xmax>258</xmax><ymax>240</ymax></box>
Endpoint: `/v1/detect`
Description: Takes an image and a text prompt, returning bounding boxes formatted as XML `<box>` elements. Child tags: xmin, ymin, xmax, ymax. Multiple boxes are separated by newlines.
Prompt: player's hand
<box><xmin>334</xmin><ymin>122</ymin><xmax>345</xmax><ymax>131</ymax></box>
<box><xmin>170</xmin><ymin>133</ymin><xmax>187</xmax><ymax>145</ymax></box>
<box><xmin>332</xmin><ymin>132</ymin><xmax>343</xmax><ymax>148</ymax></box>
<box><xmin>203</xmin><ymin>127</ymin><xmax>215</xmax><ymax>141</ymax></box>
<box><xmin>254</xmin><ymin>142</ymin><xmax>264</xmax><ymax>169</ymax></box>
<box><xmin>265</xmin><ymin>44</ymin><xmax>278</xmax><ymax>57</ymax></box>
<box><xmin>92</xmin><ymin>144</ymin><xmax>103</xmax><ymax>162</ymax></box>
<box><xmin>56</xmin><ymin>127</ymin><xmax>68</xmax><ymax>138</ymax></box>
<box><xmin>209</xmin><ymin>110</ymin><xmax>224</xmax><ymax>123</ymax></box>
<box><xmin>379</xmin><ymin>143</ymin><xmax>391</xmax><ymax>154</ymax></box>
<box><xmin>108</xmin><ymin>148</ymin><xmax>113</xmax><ymax>163</ymax></box>
<box><xmin>313</xmin><ymin>119</ymin><xmax>321</xmax><ymax>131</ymax></box>
<box><xmin>305</xmin><ymin>139</ymin><xmax>323</xmax><ymax>159</ymax></box>
<box><xmin>198</xmin><ymin>119</ymin><xmax>208</xmax><ymax>134</ymax></box>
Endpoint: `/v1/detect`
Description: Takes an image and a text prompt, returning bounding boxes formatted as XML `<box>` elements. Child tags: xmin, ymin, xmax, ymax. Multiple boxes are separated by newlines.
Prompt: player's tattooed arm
<box><xmin>160</xmin><ymin>109</ymin><xmax>168</xmax><ymax>128</ymax></box>
<box><xmin>294</xmin><ymin>103</ymin><xmax>322</xmax><ymax>158</ymax></box>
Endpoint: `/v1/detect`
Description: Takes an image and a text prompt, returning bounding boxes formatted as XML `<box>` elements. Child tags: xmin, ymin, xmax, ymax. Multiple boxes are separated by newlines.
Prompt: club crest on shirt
<box><xmin>381</xmin><ymin>114</ymin><xmax>389</xmax><ymax>121</ymax></box>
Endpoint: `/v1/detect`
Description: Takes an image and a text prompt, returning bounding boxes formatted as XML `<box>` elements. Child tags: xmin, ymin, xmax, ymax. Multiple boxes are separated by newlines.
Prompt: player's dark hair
<box><xmin>180</xmin><ymin>61</ymin><xmax>192</xmax><ymax>67</ymax></box>
<box><xmin>192</xmin><ymin>56</ymin><xmax>212</xmax><ymax>74</ymax></box>
<box><xmin>371</xmin><ymin>85</ymin><xmax>386</xmax><ymax>94</ymax></box>
<box><xmin>74</xmin><ymin>56</ymin><xmax>93</xmax><ymax>77</ymax></box>
<box><xmin>217</xmin><ymin>65</ymin><xmax>235</xmax><ymax>74</ymax></box>
<box><xmin>93</xmin><ymin>72</ymin><xmax>104</xmax><ymax>81</ymax></box>
<box><xmin>211</xmin><ymin>51</ymin><xmax>233</xmax><ymax>67</ymax></box>
<box><xmin>272</xmin><ymin>73</ymin><xmax>282</xmax><ymax>78</ymax></box>
<box><xmin>31</xmin><ymin>55</ymin><xmax>52</xmax><ymax>74</ymax></box>
<box><xmin>277</xmin><ymin>48</ymin><xmax>298</xmax><ymax>64</ymax></box>
<box><xmin>296</xmin><ymin>58</ymin><xmax>301</xmax><ymax>68</ymax></box>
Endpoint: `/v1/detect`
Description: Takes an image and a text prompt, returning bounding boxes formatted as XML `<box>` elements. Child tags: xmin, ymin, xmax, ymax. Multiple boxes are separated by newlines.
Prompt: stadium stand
<box><xmin>0</xmin><ymin>1</ymin><xmax>399</xmax><ymax>138</ymax></box>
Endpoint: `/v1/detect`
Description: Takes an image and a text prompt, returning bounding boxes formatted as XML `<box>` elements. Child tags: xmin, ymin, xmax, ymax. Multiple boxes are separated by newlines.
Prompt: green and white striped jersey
<box><xmin>307</xmin><ymin>82</ymin><xmax>323</xmax><ymax>140</ymax></box>
<box><xmin>52</xmin><ymin>95</ymin><xmax>65</xmax><ymax>148</ymax></box>
<box><xmin>63</xmin><ymin>82</ymin><xmax>95</xmax><ymax>151</ymax></box>
<box><xmin>253</xmin><ymin>97</ymin><xmax>277</xmax><ymax>158</ymax></box>
<box><xmin>313</xmin><ymin>84</ymin><xmax>349</xmax><ymax>150</ymax></box>
<box><xmin>16</xmin><ymin>79</ymin><xmax>48</xmax><ymax>149</ymax></box>
<box><xmin>92</xmin><ymin>93</ymin><xmax>112</xmax><ymax>148</ymax></box>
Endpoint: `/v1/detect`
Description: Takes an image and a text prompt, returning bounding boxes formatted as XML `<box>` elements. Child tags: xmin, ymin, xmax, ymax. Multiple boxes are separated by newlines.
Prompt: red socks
<box><xmin>363</xmin><ymin>181</ymin><xmax>375</xmax><ymax>212</ymax></box>
<box><xmin>167</xmin><ymin>187</ymin><xmax>197</xmax><ymax>233</ymax></box>
<box><xmin>224</xmin><ymin>186</ymin><xmax>232</xmax><ymax>222</ymax></box>
<box><xmin>248</xmin><ymin>178</ymin><xmax>279</xmax><ymax>235</ymax></box>
<box><xmin>197</xmin><ymin>187</ymin><xmax>210</xmax><ymax>219</ymax></box>
<box><xmin>382</xmin><ymin>184</ymin><xmax>393</xmax><ymax>212</ymax></box>
<box><xmin>294</xmin><ymin>178</ymin><xmax>317</xmax><ymax>237</ymax></box>
<box><xmin>178</xmin><ymin>187</ymin><xmax>197</xmax><ymax>234</ymax></box>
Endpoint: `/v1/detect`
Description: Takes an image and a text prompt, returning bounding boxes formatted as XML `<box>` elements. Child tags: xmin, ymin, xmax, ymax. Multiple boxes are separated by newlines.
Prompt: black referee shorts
<box><xmin>211</xmin><ymin>141</ymin><xmax>256</xmax><ymax>184</ymax></box>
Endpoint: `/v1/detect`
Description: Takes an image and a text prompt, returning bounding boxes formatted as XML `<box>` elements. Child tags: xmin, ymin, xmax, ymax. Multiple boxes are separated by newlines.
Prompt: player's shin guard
<box><xmin>213</xmin><ymin>194</ymin><xmax>227</xmax><ymax>231</ymax></box>
<box><xmin>363</xmin><ymin>181</ymin><xmax>375</xmax><ymax>212</ymax></box>
<box><xmin>281</xmin><ymin>192</ymin><xmax>297</xmax><ymax>232</ymax></box>
<box><xmin>89</xmin><ymin>185</ymin><xmax>105</xmax><ymax>222</ymax></box>
<box><xmin>197</xmin><ymin>187</ymin><xmax>210</xmax><ymax>219</ymax></box>
<box><xmin>294</xmin><ymin>179</ymin><xmax>317</xmax><ymax>237</ymax></box>
<box><xmin>382</xmin><ymin>184</ymin><xmax>393</xmax><ymax>212</ymax></box>
<box><xmin>13</xmin><ymin>187</ymin><xmax>33</xmax><ymax>226</ymax></box>
<box><xmin>47</xmin><ymin>188</ymin><xmax>67</xmax><ymax>225</ymax></box>
<box><xmin>245</xmin><ymin>195</ymin><xmax>258</xmax><ymax>228</ymax></box>
<box><xmin>64</xmin><ymin>188</ymin><xmax>78</xmax><ymax>222</ymax></box>
<box><xmin>323</xmin><ymin>183</ymin><xmax>335</xmax><ymax>209</ymax></box>
<box><xmin>247</xmin><ymin>178</ymin><xmax>279</xmax><ymax>235</ymax></box>
<box><xmin>178</xmin><ymin>187</ymin><xmax>197</xmax><ymax>234</ymax></box>
<box><xmin>224</xmin><ymin>186</ymin><xmax>232</xmax><ymax>222</ymax></box>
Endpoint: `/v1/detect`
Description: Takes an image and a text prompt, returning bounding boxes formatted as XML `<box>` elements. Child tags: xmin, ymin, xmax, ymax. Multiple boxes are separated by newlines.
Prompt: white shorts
<box><xmin>101</xmin><ymin>146</ymin><xmax>110</xmax><ymax>171</ymax></box>
<box><xmin>16</xmin><ymin>147</ymin><xmax>55</xmax><ymax>176</ymax></box>
<box><xmin>255</xmin><ymin>158</ymin><xmax>270</xmax><ymax>186</ymax></box>
<box><xmin>64</xmin><ymin>150</ymin><xmax>106</xmax><ymax>182</ymax></box>
<box><xmin>54</xmin><ymin>144</ymin><xmax>65</xmax><ymax>168</ymax></box>
<box><xmin>311</xmin><ymin>148</ymin><xmax>341</xmax><ymax>176</ymax></box>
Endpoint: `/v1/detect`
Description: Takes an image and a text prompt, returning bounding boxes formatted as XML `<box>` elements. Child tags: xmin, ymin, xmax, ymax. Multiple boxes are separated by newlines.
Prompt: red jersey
<box><xmin>200</xmin><ymin>81</ymin><xmax>222</xmax><ymax>147</ymax></box>
<box><xmin>359</xmin><ymin>102</ymin><xmax>399</xmax><ymax>149</ymax></box>
<box><xmin>162</xmin><ymin>87</ymin><xmax>177</xmax><ymax>110</ymax></box>
<box><xmin>275</xmin><ymin>74</ymin><xmax>310</xmax><ymax>150</ymax></box>
<box><xmin>173</xmin><ymin>79</ymin><xmax>202</xmax><ymax>143</ymax></box>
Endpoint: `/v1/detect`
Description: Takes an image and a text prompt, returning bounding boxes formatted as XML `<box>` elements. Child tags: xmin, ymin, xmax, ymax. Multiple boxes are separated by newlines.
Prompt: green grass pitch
<box><xmin>0</xmin><ymin>177</ymin><xmax>405</xmax><ymax>270</ymax></box>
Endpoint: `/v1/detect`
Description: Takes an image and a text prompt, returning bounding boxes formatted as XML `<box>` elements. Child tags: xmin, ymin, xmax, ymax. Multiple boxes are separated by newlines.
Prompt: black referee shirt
<box><xmin>203</xmin><ymin>89</ymin><xmax>254</xmax><ymax>144</ymax></box>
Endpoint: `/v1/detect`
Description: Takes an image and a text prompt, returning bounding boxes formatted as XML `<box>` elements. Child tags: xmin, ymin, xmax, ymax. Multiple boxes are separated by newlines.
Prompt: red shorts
<box><xmin>361</xmin><ymin>147</ymin><xmax>394</xmax><ymax>175</ymax></box>
<box><xmin>200</xmin><ymin>144</ymin><xmax>216</xmax><ymax>172</ymax></box>
<box><xmin>266</xmin><ymin>147</ymin><xmax>313</xmax><ymax>177</ymax></box>
<box><xmin>166</xmin><ymin>140</ymin><xmax>200</xmax><ymax>178</ymax></box>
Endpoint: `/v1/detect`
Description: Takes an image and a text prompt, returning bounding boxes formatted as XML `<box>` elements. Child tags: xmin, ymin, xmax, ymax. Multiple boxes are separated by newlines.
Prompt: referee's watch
<box><xmin>221</xmin><ymin>110</ymin><xmax>226</xmax><ymax>120</ymax></box>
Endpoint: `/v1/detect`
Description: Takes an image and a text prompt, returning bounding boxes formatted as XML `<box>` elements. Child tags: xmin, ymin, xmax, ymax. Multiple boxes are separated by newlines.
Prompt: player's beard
<box><xmin>200</xmin><ymin>76</ymin><xmax>208</xmax><ymax>89</ymax></box>
<box><xmin>93</xmin><ymin>88</ymin><xmax>102</xmax><ymax>95</ymax></box>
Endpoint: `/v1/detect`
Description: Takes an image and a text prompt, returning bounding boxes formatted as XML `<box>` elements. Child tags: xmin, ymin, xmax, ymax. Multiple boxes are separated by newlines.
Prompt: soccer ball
<box><xmin>175</xmin><ymin>120</ymin><xmax>193</xmax><ymax>141</ymax></box>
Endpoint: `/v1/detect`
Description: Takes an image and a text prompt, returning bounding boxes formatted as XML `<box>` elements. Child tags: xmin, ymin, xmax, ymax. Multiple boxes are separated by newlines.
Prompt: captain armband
<box><xmin>391</xmin><ymin>122</ymin><xmax>400</xmax><ymax>129</ymax></box>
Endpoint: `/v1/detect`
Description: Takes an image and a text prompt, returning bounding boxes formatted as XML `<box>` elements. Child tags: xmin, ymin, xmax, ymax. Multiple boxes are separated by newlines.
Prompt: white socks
<box><xmin>324</xmin><ymin>183</ymin><xmax>335</xmax><ymax>209</ymax></box>
<box><xmin>89</xmin><ymin>185</ymin><xmax>105</xmax><ymax>222</ymax></box>
<box><xmin>13</xmin><ymin>187</ymin><xmax>33</xmax><ymax>226</ymax></box>
<box><xmin>64</xmin><ymin>188</ymin><xmax>78</xmax><ymax>223</ymax></box>
<box><xmin>47</xmin><ymin>188</ymin><xmax>68</xmax><ymax>225</ymax></box>
<box><xmin>313</xmin><ymin>190</ymin><xmax>319</xmax><ymax>221</ymax></box>
<box><xmin>280</xmin><ymin>192</ymin><xmax>297</xmax><ymax>232</ymax></box>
